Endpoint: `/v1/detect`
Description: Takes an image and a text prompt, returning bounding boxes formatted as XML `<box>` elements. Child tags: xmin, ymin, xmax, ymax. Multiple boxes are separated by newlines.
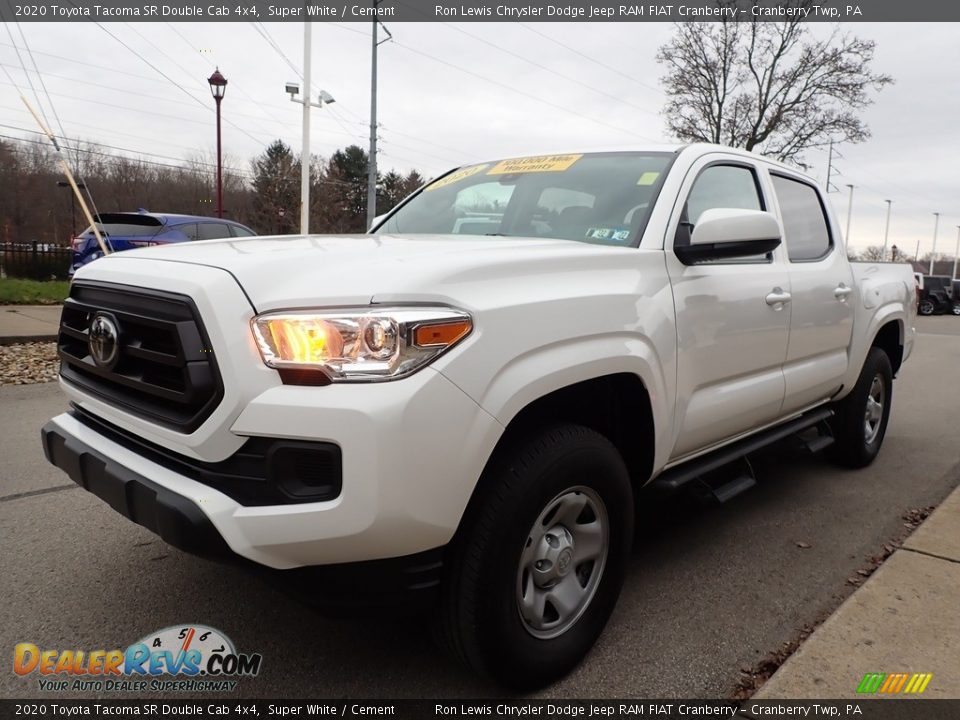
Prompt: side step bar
<box><xmin>652</xmin><ymin>407</ymin><xmax>835</xmax><ymax>494</ymax></box>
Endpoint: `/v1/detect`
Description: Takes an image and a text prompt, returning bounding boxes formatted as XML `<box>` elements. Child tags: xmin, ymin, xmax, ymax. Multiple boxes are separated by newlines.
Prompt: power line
<box><xmin>0</xmin><ymin>131</ymin><xmax>254</xmax><ymax>181</ymax></box>
<box><xmin>439</xmin><ymin>22</ymin><xmax>660</xmax><ymax>120</ymax></box>
<box><xmin>389</xmin><ymin>40</ymin><xmax>661</xmax><ymax>143</ymax></box>
<box><xmin>85</xmin><ymin>16</ymin><xmax>269</xmax><ymax>147</ymax></box>
<box><xmin>518</xmin><ymin>23</ymin><xmax>664</xmax><ymax>98</ymax></box>
<box><xmin>0</xmin><ymin>122</ymin><xmax>251</xmax><ymax>175</ymax></box>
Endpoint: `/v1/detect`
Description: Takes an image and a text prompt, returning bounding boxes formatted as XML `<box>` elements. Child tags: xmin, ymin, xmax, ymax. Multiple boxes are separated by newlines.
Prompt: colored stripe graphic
<box><xmin>858</xmin><ymin>672</ymin><xmax>932</xmax><ymax>694</ymax></box>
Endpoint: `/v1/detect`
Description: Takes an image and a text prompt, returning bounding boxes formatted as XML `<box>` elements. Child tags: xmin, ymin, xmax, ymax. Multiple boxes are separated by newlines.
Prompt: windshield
<box><xmin>377</xmin><ymin>152</ymin><xmax>674</xmax><ymax>247</ymax></box>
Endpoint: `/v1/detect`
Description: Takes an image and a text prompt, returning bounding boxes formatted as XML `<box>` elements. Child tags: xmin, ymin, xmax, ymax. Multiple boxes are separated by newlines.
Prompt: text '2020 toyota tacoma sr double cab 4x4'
<box><xmin>43</xmin><ymin>144</ymin><xmax>916</xmax><ymax>689</ymax></box>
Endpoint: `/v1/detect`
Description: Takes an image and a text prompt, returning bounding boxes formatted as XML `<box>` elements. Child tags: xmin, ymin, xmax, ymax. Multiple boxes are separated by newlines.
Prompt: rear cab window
<box><xmin>770</xmin><ymin>174</ymin><xmax>833</xmax><ymax>262</ymax></box>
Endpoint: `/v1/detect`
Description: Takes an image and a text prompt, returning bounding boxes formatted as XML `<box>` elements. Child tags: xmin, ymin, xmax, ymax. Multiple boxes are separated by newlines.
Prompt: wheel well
<box><xmin>495</xmin><ymin>373</ymin><xmax>654</xmax><ymax>487</ymax></box>
<box><xmin>871</xmin><ymin>321</ymin><xmax>903</xmax><ymax>376</ymax></box>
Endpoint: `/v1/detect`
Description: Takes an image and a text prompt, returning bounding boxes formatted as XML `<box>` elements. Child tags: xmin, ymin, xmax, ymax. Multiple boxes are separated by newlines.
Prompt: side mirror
<box><xmin>675</xmin><ymin>208</ymin><xmax>782</xmax><ymax>265</ymax></box>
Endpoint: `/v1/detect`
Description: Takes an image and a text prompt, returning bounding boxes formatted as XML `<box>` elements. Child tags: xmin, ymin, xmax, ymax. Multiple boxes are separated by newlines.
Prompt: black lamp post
<box><xmin>207</xmin><ymin>67</ymin><xmax>228</xmax><ymax>219</ymax></box>
<box><xmin>56</xmin><ymin>180</ymin><xmax>86</xmax><ymax>236</ymax></box>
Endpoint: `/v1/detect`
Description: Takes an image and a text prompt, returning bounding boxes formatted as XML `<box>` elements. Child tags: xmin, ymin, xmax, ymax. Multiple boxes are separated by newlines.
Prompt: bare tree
<box><xmin>657</xmin><ymin>2</ymin><xmax>892</xmax><ymax>167</ymax></box>
<box><xmin>859</xmin><ymin>245</ymin><xmax>886</xmax><ymax>262</ymax></box>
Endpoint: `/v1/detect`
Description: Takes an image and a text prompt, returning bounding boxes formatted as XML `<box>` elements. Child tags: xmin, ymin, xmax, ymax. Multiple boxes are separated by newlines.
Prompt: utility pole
<box><xmin>301</xmin><ymin>21</ymin><xmax>312</xmax><ymax>236</ymax></box>
<box><xmin>367</xmin><ymin>12</ymin><xmax>391</xmax><ymax>231</ymax></box>
<box><xmin>882</xmin><ymin>199</ymin><xmax>892</xmax><ymax>261</ymax></box>
<box><xmin>929</xmin><ymin>212</ymin><xmax>940</xmax><ymax>275</ymax></box>
<box><xmin>844</xmin><ymin>184</ymin><xmax>854</xmax><ymax>244</ymax></box>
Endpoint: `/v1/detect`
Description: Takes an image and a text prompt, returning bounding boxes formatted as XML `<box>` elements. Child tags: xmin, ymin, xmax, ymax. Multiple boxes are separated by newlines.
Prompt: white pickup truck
<box><xmin>42</xmin><ymin>144</ymin><xmax>916</xmax><ymax>689</ymax></box>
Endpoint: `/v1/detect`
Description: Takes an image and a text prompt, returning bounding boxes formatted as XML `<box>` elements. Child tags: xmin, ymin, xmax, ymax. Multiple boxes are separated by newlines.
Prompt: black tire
<box><xmin>438</xmin><ymin>424</ymin><xmax>633</xmax><ymax>690</ymax></box>
<box><xmin>918</xmin><ymin>300</ymin><xmax>935</xmax><ymax>316</ymax></box>
<box><xmin>952</xmin><ymin>303</ymin><xmax>960</xmax><ymax>316</ymax></box>
<box><xmin>828</xmin><ymin>347</ymin><xmax>893</xmax><ymax>468</ymax></box>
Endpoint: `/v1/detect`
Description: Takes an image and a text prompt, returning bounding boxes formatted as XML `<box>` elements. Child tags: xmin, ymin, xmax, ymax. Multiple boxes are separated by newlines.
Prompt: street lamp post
<box><xmin>953</xmin><ymin>226</ymin><xmax>960</xmax><ymax>280</ymax></box>
<box><xmin>929</xmin><ymin>212</ymin><xmax>940</xmax><ymax>275</ymax></box>
<box><xmin>286</xmin><ymin>25</ymin><xmax>335</xmax><ymax>236</ymax></box>
<box><xmin>882</xmin><ymin>199</ymin><xmax>892</xmax><ymax>261</ymax></box>
<box><xmin>207</xmin><ymin>68</ymin><xmax>228</xmax><ymax>219</ymax></box>
<box><xmin>56</xmin><ymin>180</ymin><xmax>86</xmax><ymax>236</ymax></box>
<box><xmin>844</xmin><ymin>184</ymin><xmax>855</xmax><ymax>244</ymax></box>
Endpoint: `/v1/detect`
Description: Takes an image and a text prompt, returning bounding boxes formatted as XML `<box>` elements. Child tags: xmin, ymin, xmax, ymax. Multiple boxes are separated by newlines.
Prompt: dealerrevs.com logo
<box><xmin>14</xmin><ymin>625</ymin><xmax>262</xmax><ymax>692</ymax></box>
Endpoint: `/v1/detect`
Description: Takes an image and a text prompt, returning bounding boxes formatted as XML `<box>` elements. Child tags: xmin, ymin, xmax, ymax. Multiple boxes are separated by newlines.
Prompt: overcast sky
<box><xmin>1</xmin><ymin>21</ymin><xmax>958</xmax><ymax>255</ymax></box>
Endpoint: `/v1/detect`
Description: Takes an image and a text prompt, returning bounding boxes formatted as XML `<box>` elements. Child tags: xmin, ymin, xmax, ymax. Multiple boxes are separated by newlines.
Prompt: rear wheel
<box><xmin>952</xmin><ymin>303</ymin><xmax>960</xmax><ymax>316</ymax></box>
<box><xmin>918</xmin><ymin>300</ymin><xmax>935</xmax><ymax>316</ymax></box>
<box><xmin>438</xmin><ymin>424</ymin><xmax>633</xmax><ymax>690</ymax></box>
<box><xmin>828</xmin><ymin>347</ymin><xmax>893</xmax><ymax>468</ymax></box>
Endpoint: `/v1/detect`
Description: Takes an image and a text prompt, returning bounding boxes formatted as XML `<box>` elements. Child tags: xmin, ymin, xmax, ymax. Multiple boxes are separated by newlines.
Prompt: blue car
<box><xmin>70</xmin><ymin>211</ymin><xmax>256</xmax><ymax>276</ymax></box>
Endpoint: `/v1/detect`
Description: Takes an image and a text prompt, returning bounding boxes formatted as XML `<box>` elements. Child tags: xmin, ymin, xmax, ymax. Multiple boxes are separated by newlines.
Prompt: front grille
<box><xmin>58</xmin><ymin>282</ymin><xmax>223</xmax><ymax>433</ymax></box>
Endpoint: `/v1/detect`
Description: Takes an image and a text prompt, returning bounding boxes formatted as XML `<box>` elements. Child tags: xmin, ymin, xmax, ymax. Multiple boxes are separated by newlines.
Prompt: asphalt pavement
<box><xmin>1</xmin><ymin>317</ymin><xmax>959</xmax><ymax>699</ymax></box>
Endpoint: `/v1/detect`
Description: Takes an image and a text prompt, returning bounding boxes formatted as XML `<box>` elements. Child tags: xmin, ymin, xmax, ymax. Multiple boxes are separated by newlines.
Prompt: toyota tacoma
<box><xmin>42</xmin><ymin>145</ymin><xmax>917</xmax><ymax>689</ymax></box>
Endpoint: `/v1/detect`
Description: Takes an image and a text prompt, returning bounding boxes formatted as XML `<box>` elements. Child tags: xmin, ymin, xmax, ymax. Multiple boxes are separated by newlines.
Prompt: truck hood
<box><xmin>92</xmin><ymin>234</ymin><xmax>639</xmax><ymax>311</ymax></box>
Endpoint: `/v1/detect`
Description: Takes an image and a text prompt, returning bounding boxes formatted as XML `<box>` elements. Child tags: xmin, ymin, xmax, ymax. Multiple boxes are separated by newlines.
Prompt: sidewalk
<box><xmin>753</xmin><ymin>480</ymin><xmax>960</xmax><ymax>700</ymax></box>
<box><xmin>0</xmin><ymin>305</ymin><xmax>61</xmax><ymax>344</ymax></box>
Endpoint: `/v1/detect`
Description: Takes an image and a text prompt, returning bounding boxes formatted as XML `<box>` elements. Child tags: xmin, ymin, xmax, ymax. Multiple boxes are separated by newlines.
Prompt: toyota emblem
<box><xmin>88</xmin><ymin>313</ymin><xmax>120</xmax><ymax>369</ymax></box>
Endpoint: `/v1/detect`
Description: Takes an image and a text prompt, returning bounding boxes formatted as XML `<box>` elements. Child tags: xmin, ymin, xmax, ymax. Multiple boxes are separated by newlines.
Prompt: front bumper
<box><xmin>43</xmin><ymin>364</ymin><xmax>502</xmax><ymax>571</ymax></box>
<box><xmin>41</xmin><ymin>418</ymin><xmax>447</xmax><ymax>605</ymax></box>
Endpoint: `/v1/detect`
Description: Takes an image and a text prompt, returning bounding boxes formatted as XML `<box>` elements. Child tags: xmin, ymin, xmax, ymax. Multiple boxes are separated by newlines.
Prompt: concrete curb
<box><xmin>753</xmin><ymin>472</ymin><xmax>960</xmax><ymax>699</ymax></box>
<box><xmin>0</xmin><ymin>335</ymin><xmax>58</xmax><ymax>346</ymax></box>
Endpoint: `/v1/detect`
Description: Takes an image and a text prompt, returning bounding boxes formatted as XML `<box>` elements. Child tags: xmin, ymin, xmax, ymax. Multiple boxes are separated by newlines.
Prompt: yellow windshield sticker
<box><xmin>637</xmin><ymin>171</ymin><xmax>660</xmax><ymax>186</ymax></box>
<box><xmin>425</xmin><ymin>164</ymin><xmax>490</xmax><ymax>191</ymax></box>
<box><xmin>487</xmin><ymin>154</ymin><xmax>583</xmax><ymax>175</ymax></box>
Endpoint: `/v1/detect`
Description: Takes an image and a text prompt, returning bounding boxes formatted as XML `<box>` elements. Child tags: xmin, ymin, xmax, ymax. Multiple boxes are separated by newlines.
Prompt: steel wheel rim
<box><xmin>516</xmin><ymin>486</ymin><xmax>609</xmax><ymax>640</ymax></box>
<box><xmin>864</xmin><ymin>374</ymin><xmax>885</xmax><ymax>444</ymax></box>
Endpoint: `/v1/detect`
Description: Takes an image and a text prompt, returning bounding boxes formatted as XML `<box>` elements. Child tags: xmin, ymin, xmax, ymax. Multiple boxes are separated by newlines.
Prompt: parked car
<box><xmin>918</xmin><ymin>274</ymin><xmax>955</xmax><ymax>315</ymax></box>
<box><xmin>69</xmin><ymin>211</ymin><xmax>256</xmax><ymax>276</ymax></box>
<box><xmin>43</xmin><ymin>145</ymin><xmax>916</xmax><ymax>689</ymax></box>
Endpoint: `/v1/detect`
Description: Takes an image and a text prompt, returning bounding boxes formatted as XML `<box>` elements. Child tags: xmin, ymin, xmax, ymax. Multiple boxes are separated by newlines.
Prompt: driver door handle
<box><xmin>834</xmin><ymin>284</ymin><xmax>853</xmax><ymax>300</ymax></box>
<box><xmin>765</xmin><ymin>288</ymin><xmax>792</xmax><ymax>307</ymax></box>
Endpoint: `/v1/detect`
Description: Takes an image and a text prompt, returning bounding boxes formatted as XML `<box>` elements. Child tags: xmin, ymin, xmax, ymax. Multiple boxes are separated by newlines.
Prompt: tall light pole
<box><xmin>288</xmin><ymin>22</ymin><xmax>335</xmax><ymax>235</ymax></box>
<box><xmin>882</xmin><ymin>199</ymin><xmax>892</xmax><ymax>261</ymax></box>
<box><xmin>929</xmin><ymin>212</ymin><xmax>940</xmax><ymax>275</ymax></box>
<box><xmin>953</xmin><ymin>226</ymin><xmax>960</xmax><ymax>280</ymax></box>
<box><xmin>844</xmin><ymin>184</ymin><xmax>854</xmax><ymax>245</ymax></box>
<box><xmin>207</xmin><ymin>68</ymin><xmax>227</xmax><ymax>219</ymax></box>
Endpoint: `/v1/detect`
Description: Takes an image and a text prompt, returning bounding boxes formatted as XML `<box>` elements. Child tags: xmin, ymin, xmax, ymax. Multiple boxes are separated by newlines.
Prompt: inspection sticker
<box><xmin>487</xmin><ymin>154</ymin><xmax>583</xmax><ymax>175</ymax></box>
<box><xmin>637</xmin><ymin>171</ymin><xmax>660</xmax><ymax>186</ymax></box>
<box><xmin>425</xmin><ymin>163</ymin><xmax>489</xmax><ymax>191</ymax></box>
<box><xmin>586</xmin><ymin>227</ymin><xmax>631</xmax><ymax>243</ymax></box>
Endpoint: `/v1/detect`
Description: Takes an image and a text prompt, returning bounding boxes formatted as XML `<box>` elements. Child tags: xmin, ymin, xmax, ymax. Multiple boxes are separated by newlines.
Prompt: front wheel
<box><xmin>438</xmin><ymin>424</ymin><xmax>633</xmax><ymax>690</ymax></box>
<box><xmin>952</xmin><ymin>303</ymin><xmax>960</xmax><ymax>316</ymax></box>
<box><xmin>828</xmin><ymin>347</ymin><xmax>893</xmax><ymax>468</ymax></box>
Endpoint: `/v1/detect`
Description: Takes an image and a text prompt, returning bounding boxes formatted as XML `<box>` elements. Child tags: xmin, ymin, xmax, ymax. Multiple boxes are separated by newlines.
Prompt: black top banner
<box><xmin>5</xmin><ymin>0</ymin><xmax>960</xmax><ymax>22</ymax></box>
<box><xmin>3</xmin><ymin>700</ymin><xmax>960</xmax><ymax>720</ymax></box>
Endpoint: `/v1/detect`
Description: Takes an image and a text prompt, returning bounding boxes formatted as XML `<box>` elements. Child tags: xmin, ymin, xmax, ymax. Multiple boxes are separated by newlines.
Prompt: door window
<box><xmin>676</xmin><ymin>164</ymin><xmax>767</xmax><ymax>262</ymax></box>
<box><xmin>771</xmin><ymin>174</ymin><xmax>832</xmax><ymax>262</ymax></box>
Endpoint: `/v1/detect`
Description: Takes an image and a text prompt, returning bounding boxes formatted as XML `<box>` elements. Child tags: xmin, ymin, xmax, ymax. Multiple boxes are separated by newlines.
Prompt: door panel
<box><xmin>769</xmin><ymin>173</ymin><xmax>855</xmax><ymax>415</ymax></box>
<box><xmin>666</xmin><ymin>159</ymin><xmax>791</xmax><ymax>460</ymax></box>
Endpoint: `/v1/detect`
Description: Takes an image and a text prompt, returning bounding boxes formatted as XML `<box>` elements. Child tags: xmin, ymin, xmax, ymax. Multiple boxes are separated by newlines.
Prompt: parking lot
<box><xmin>1</xmin><ymin>316</ymin><xmax>959</xmax><ymax>699</ymax></box>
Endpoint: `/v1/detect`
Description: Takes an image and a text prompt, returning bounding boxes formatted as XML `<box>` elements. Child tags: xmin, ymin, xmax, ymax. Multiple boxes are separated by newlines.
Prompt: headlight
<box><xmin>251</xmin><ymin>307</ymin><xmax>472</xmax><ymax>382</ymax></box>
